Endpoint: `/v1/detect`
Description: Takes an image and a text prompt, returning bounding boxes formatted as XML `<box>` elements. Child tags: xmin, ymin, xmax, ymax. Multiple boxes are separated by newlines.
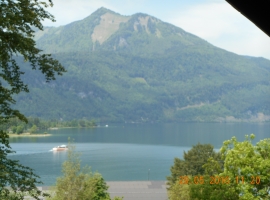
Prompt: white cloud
<box><xmin>169</xmin><ymin>1</ymin><xmax>270</xmax><ymax>59</ymax></box>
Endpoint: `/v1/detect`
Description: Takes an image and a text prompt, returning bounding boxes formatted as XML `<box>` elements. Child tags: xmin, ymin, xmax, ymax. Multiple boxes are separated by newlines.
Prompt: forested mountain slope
<box><xmin>13</xmin><ymin>7</ymin><xmax>270</xmax><ymax>122</ymax></box>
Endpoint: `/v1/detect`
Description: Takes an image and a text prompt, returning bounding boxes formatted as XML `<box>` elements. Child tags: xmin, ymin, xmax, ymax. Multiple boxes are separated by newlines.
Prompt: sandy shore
<box><xmin>8</xmin><ymin>133</ymin><xmax>52</xmax><ymax>137</ymax></box>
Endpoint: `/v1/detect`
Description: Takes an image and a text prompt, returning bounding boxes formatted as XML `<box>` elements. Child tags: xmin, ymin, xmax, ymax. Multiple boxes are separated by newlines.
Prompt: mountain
<box><xmin>13</xmin><ymin>7</ymin><xmax>270</xmax><ymax>122</ymax></box>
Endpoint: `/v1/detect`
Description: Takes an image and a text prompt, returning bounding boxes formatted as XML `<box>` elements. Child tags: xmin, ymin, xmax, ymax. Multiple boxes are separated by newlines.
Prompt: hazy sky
<box><xmin>43</xmin><ymin>0</ymin><xmax>270</xmax><ymax>60</ymax></box>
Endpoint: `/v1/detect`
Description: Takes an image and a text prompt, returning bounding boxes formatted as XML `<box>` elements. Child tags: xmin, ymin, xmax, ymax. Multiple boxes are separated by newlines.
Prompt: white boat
<box><xmin>52</xmin><ymin>144</ymin><xmax>68</xmax><ymax>151</ymax></box>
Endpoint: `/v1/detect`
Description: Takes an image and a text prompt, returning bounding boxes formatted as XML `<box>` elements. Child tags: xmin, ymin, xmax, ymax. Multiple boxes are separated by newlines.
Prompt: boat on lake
<box><xmin>52</xmin><ymin>145</ymin><xmax>68</xmax><ymax>151</ymax></box>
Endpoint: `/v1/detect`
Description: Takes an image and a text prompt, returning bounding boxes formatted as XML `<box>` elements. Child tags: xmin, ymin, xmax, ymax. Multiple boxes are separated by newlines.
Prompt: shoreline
<box><xmin>8</xmin><ymin>133</ymin><xmax>52</xmax><ymax>137</ymax></box>
<box><xmin>49</xmin><ymin>126</ymin><xmax>97</xmax><ymax>129</ymax></box>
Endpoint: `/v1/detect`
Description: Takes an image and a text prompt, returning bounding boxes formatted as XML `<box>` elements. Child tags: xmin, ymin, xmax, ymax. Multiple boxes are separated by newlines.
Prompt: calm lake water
<box><xmin>8</xmin><ymin>123</ymin><xmax>270</xmax><ymax>186</ymax></box>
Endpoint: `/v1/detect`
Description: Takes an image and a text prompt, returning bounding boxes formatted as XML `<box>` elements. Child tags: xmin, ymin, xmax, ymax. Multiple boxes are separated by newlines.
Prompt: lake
<box><xmin>8</xmin><ymin>123</ymin><xmax>270</xmax><ymax>186</ymax></box>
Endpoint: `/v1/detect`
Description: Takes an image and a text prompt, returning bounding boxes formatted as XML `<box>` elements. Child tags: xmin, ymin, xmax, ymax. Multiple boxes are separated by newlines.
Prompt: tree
<box><xmin>167</xmin><ymin>143</ymin><xmax>222</xmax><ymax>188</ymax></box>
<box><xmin>167</xmin><ymin>158</ymin><xmax>187</xmax><ymax>188</ymax></box>
<box><xmin>167</xmin><ymin>143</ymin><xmax>223</xmax><ymax>200</ymax></box>
<box><xmin>48</xmin><ymin>138</ymin><xmax>122</xmax><ymax>200</ymax></box>
<box><xmin>29</xmin><ymin>125</ymin><xmax>38</xmax><ymax>134</ymax></box>
<box><xmin>189</xmin><ymin>134</ymin><xmax>270</xmax><ymax>200</ymax></box>
<box><xmin>88</xmin><ymin>119</ymin><xmax>97</xmax><ymax>127</ymax></box>
<box><xmin>188</xmin><ymin>175</ymin><xmax>239</xmax><ymax>200</ymax></box>
<box><xmin>219</xmin><ymin>134</ymin><xmax>270</xmax><ymax>199</ymax></box>
<box><xmin>187</xmin><ymin>156</ymin><xmax>237</xmax><ymax>200</ymax></box>
<box><xmin>78</xmin><ymin>119</ymin><xmax>86</xmax><ymax>127</ymax></box>
<box><xmin>0</xmin><ymin>131</ymin><xmax>50</xmax><ymax>199</ymax></box>
<box><xmin>168</xmin><ymin>176</ymin><xmax>190</xmax><ymax>200</ymax></box>
<box><xmin>15</xmin><ymin>125</ymin><xmax>24</xmax><ymax>134</ymax></box>
<box><xmin>11</xmin><ymin>125</ymin><xmax>17</xmax><ymax>133</ymax></box>
<box><xmin>1</xmin><ymin>0</ymin><xmax>66</xmax><ymax>199</ymax></box>
<box><xmin>0</xmin><ymin>0</ymin><xmax>65</xmax><ymax>122</ymax></box>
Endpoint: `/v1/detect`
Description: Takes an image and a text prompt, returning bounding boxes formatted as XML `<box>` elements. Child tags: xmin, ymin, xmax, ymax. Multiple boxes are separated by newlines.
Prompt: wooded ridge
<box><xmin>13</xmin><ymin>7</ymin><xmax>270</xmax><ymax>122</ymax></box>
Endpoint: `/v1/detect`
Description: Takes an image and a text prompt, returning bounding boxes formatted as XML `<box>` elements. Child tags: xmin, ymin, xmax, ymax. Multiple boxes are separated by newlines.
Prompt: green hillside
<box><xmin>13</xmin><ymin>7</ymin><xmax>270</xmax><ymax>122</ymax></box>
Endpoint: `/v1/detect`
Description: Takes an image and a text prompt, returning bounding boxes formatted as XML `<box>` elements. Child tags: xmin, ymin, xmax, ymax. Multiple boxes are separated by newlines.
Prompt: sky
<box><xmin>43</xmin><ymin>0</ymin><xmax>270</xmax><ymax>60</ymax></box>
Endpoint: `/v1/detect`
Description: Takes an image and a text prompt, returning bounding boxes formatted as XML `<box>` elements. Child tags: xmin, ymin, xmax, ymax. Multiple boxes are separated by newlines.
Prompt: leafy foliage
<box><xmin>168</xmin><ymin>135</ymin><xmax>270</xmax><ymax>199</ymax></box>
<box><xmin>0</xmin><ymin>0</ymin><xmax>66</xmax><ymax>199</ymax></box>
<box><xmin>167</xmin><ymin>143</ymin><xmax>222</xmax><ymax>189</ymax></box>
<box><xmin>0</xmin><ymin>117</ymin><xmax>97</xmax><ymax>135</ymax></box>
<box><xmin>189</xmin><ymin>175</ymin><xmax>239</xmax><ymax>200</ymax></box>
<box><xmin>29</xmin><ymin>124</ymin><xmax>38</xmax><ymax>133</ymax></box>
<box><xmin>0</xmin><ymin>130</ymin><xmax>50</xmax><ymax>199</ymax></box>
<box><xmin>0</xmin><ymin>0</ymin><xmax>65</xmax><ymax>122</ymax></box>
<box><xmin>219</xmin><ymin>134</ymin><xmax>270</xmax><ymax>199</ymax></box>
<box><xmin>168</xmin><ymin>177</ymin><xmax>190</xmax><ymax>200</ymax></box>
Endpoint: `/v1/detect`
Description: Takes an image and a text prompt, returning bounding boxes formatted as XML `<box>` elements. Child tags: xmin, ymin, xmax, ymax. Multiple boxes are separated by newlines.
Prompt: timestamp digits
<box><xmin>179</xmin><ymin>175</ymin><xmax>261</xmax><ymax>185</ymax></box>
<box><xmin>179</xmin><ymin>176</ymin><xmax>189</xmax><ymax>184</ymax></box>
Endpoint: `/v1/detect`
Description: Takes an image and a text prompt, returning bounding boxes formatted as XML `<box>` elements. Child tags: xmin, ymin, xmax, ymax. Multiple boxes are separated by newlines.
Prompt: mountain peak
<box><xmin>94</xmin><ymin>7</ymin><xmax>113</xmax><ymax>13</ymax></box>
<box><xmin>27</xmin><ymin>8</ymin><xmax>270</xmax><ymax>122</ymax></box>
<box><xmin>89</xmin><ymin>7</ymin><xmax>123</xmax><ymax>18</ymax></box>
<box><xmin>35</xmin><ymin>7</ymin><xmax>206</xmax><ymax>54</ymax></box>
<box><xmin>88</xmin><ymin>8</ymin><xmax>130</xmax><ymax>45</ymax></box>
